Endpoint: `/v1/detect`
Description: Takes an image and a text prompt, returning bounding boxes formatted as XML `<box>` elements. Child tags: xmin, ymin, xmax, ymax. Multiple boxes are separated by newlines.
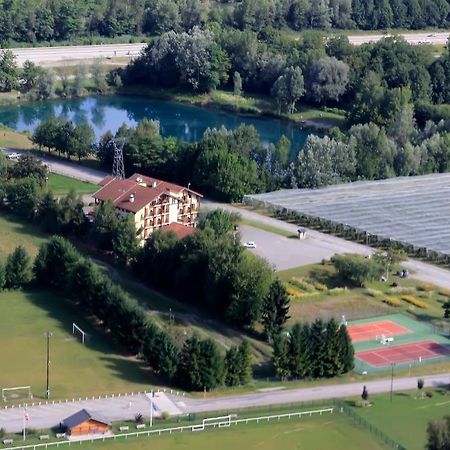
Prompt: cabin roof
<box><xmin>63</xmin><ymin>409</ymin><xmax>111</xmax><ymax>429</ymax></box>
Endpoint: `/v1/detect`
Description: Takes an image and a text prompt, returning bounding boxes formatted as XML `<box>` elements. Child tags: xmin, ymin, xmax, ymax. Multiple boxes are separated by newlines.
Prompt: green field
<box><xmin>348</xmin><ymin>389</ymin><xmax>450</xmax><ymax>450</ymax></box>
<box><xmin>0</xmin><ymin>289</ymin><xmax>150</xmax><ymax>399</ymax></box>
<box><xmin>80</xmin><ymin>414</ymin><xmax>385</xmax><ymax>450</ymax></box>
<box><xmin>47</xmin><ymin>173</ymin><xmax>98</xmax><ymax>195</ymax></box>
<box><xmin>0</xmin><ymin>213</ymin><xmax>48</xmax><ymax>257</ymax></box>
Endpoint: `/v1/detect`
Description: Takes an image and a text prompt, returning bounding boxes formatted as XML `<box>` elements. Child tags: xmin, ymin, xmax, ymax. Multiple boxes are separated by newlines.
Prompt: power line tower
<box><xmin>112</xmin><ymin>137</ymin><xmax>126</xmax><ymax>179</ymax></box>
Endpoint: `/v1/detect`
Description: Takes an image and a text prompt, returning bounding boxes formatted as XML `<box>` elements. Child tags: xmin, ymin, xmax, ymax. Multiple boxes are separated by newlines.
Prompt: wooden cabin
<box><xmin>63</xmin><ymin>409</ymin><xmax>111</xmax><ymax>436</ymax></box>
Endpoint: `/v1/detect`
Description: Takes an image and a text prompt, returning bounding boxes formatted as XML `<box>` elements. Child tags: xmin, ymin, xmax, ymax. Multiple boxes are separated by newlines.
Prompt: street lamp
<box><xmin>390</xmin><ymin>363</ymin><xmax>395</xmax><ymax>403</ymax></box>
<box><xmin>45</xmin><ymin>331</ymin><xmax>53</xmax><ymax>399</ymax></box>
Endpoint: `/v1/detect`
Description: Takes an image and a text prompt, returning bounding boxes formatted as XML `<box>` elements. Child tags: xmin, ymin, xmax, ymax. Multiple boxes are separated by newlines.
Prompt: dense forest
<box><xmin>0</xmin><ymin>0</ymin><xmax>449</xmax><ymax>44</ymax></box>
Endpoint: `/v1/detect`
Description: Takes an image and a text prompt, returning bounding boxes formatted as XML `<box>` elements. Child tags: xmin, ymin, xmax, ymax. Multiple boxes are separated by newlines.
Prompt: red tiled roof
<box><xmin>162</xmin><ymin>223</ymin><xmax>196</xmax><ymax>239</ymax></box>
<box><xmin>93</xmin><ymin>174</ymin><xmax>202</xmax><ymax>213</ymax></box>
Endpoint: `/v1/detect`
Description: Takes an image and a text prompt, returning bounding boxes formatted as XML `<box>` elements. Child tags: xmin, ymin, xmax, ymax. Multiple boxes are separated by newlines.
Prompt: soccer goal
<box><xmin>72</xmin><ymin>323</ymin><xmax>87</xmax><ymax>344</ymax></box>
<box><xmin>2</xmin><ymin>386</ymin><xmax>33</xmax><ymax>402</ymax></box>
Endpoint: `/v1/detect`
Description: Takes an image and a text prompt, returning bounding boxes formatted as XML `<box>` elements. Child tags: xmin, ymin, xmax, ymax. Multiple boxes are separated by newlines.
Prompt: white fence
<box><xmin>2</xmin><ymin>407</ymin><xmax>334</xmax><ymax>450</ymax></box>
<box><xmin>0</xmin><ymin>388</ymin><xmax>186</xmax><ymax>409</ymax></box>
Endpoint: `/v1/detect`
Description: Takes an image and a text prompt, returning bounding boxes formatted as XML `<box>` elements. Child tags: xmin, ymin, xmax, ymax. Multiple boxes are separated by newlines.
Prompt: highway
<box><xmin>7</xmin><ymin>30</ymin><xmax>449</xmax><ymax>66</ymax></box>
<box><xmin>9</xmin><ymin>43</ymin><xmax>146</xmax><ymax>66</ymax></box>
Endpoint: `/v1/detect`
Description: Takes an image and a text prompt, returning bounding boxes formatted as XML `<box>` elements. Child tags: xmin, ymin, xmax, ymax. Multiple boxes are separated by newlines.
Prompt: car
<box><xmin>7</xmin><ymin>152</ymin><xmax>21</xmax><ymax>160</ymax></box>
<box><xmin>243</xmin><ymin>241</ymin><xmax>256</xmax><ymax>249</ymax></box>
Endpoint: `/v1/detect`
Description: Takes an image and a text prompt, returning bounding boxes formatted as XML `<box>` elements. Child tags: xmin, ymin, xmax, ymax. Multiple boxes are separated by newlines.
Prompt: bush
<box><xmin>331</xmin><ymin>254</ymin><xmax>385</xmax><ymax>287</ymax></box>
<box><xmin>314</xmin><ymin>282</ymin><xmax>328</xmax><ymax>291</ymax></box>
<box><xmin>328</xmin><ymin>287</ymin><xmax>346</xmax><ymax>295</ymax></box>
<box><xmin>416</xmin><ymin>284</ymin><xmax>434</xmax><ymax>292</ymax></box>
<box><xmin>286</xmin><ymin>286</ymin><xmax>301</xmax><ymax>299</ymax></box>
<box><xmin>383</xmin><ymin>296</ymin><xmax>401</xmax><ymax>307</ymax></box>
<box><xmin>290</xmin><ymin>277</ymin><xmax>315</xmax><ymax>292</ymax></box>
<box><xmin>401</xmin><ymin>295</ymin><xmax>429</xmax><ymax>309</ymax></box>
<box><xmin>425</xmin><ymin>391</ymin><xmax>433</xmax><ymax>398</ymax></box>
<box><xmin>366</xmin><ymin>288</ymin><xmax>383</xmax><ymax>298</ymax></box>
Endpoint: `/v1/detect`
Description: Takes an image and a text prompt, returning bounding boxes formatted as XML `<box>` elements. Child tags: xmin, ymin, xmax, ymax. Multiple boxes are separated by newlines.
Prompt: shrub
<box><xmin>331</xmin><ymin>254</ymin><xmax>385</xmax><ymax>287</ymax></box>
<box><xmin>134</xmin><ymin>413</ymin><xmax>143</xmax><ymax>424</ymax></box>
<box><xmin>425</xmin><ymin>391</ymin><xmax>433</xmax><ymax>398</ymax></box>
<box><xmin>290</xmin><ymin>277</ymin><xmax>315</xmax><ymax>292</ymax></box>
<box><xmin>286</xmin><ymin>286</ymin><xmax>301</xmax><ymax>299</ymax></box>
<box><xmin>328</xmin><ymin>287</ymin><xmax>346</xmax><ymax>295</ymax></box>
<box><xmin>160</xmin><ymin>411</ymin><xmax>170</xmax><ymax>420</ymax></box>
<box><xmin>416</xmin><ymin>284</ymin><xmax>434</xmax><ymax>292</ymax></box>
<box><xmin>387</xmin><ymin>286</ymin><xmax>415</xmax><ymax>295</ymax></box>
<box><xmin>401</xmin><ymin>295</ymin><xmax>429</xmax><ymax>309</ymax></box>
<box><xmin>314</xmin><ymin>282</ymin><xmax>328</xmax><ymax>292</ymax></box>
<box><xmin>383</xmin><ymin>296</ymin><xmax>401</xmax><ymax>307</ymax></box>
<box><xmin>439</xmin><ymin>289</ymin><xmax>450</xmax><ymax>297</ymax></box>
<box><xmin>366</xmin><ymin>288</ymin><xmax>383</xmax><ymax>298</ymax></box>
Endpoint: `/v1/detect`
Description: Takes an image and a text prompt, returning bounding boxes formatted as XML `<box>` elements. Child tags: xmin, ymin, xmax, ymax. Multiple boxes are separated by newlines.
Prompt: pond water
<box><xmin>0</xmin><ymin>95</ymin><xmax>313</xmax><ymax>156</ymax></box>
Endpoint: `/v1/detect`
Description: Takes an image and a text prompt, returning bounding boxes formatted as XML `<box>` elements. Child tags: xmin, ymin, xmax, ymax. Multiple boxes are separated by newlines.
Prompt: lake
<box><xmin>0</xmin><ymin>95</ymin><xmax>313</xmax><ymax>156</ymax></box>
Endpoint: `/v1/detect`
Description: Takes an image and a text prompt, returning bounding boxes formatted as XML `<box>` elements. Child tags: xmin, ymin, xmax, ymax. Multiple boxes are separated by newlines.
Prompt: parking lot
<box><xmin>239</xmin><ymin>224</ymin><xmax>363</xmax><ymax>271</ymax></box>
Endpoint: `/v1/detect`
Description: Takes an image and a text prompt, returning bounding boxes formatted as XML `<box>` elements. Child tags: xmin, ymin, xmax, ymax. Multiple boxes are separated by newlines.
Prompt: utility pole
<box><xmin>45</xmin><ymin>332</ymin><xmax>53</xmax><ymax>399</ymax></box>
<box><xmin>390</xmin><ymin>363</ymin><xmax>395</xmax><ymax>403</ymax></box>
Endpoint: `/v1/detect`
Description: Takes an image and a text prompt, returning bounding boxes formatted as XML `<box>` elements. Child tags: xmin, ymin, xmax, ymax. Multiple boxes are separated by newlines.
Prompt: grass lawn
<box><xmin>81</xmin><ymin>414</ymin><xmax>385</xmax><ymax>450</ymax></box>
<box><xmin>47</xmin><ymin>173</ymin><xmax>98</xmax><ymax>195</ymax></box>
<box><xmin>240</xmin><ymin>218</ymin><xmax>297</xmax><ymax>238</ymax></box>
<box><xmin>0</xmin><ymin>125</ymin><xmax>33</xmax><ymax>149</ymax></box>
<box><xmin>0</xmin><ymin>289</ymin><xmax>151</xmax><ymax>400</ymax></box>
<box><xmin>348</xmin><ymin>389</ymin><xmax>450</xmax><ymax>450</ymax></box>
<box><xmin>0</xmin><ymin>213</ymin><xmax>48</xmax><ymax>257</ymax></box>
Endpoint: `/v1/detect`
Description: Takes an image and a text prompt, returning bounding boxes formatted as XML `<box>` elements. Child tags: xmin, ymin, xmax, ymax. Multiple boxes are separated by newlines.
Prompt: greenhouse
<box><xmin>245</xmin><ymin>173</ymin><xmax>450</xmax><ymax>255</ymax></box>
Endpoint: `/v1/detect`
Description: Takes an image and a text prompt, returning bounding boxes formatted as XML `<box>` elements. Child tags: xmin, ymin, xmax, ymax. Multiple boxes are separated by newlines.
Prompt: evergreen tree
<box><xmin>0</xmin><ymin>260</ymin><xmax>6</xmax><ymax>290</ymax></box>
<box><xmin>262</xmin><ymin>279</ymin><xmax>290</xmax><ymax>341</ymax></box>
<box><xmin>5</xmin><ymin>246</ymin><xmax>32</xmax><ymax>289</ymax></box>
<box><xmin>289</xmin><ymin>323</ymin><xmax>310</xmax><ymax>378</ymax></box>
<box><xmin>323</xmin><ymin>319</ymin><xmax>342</xmax><ymax>377</ymax></box>
<box><xmin>272</xmin><ymin>334</ymin><xmax>290</xmax><ymax>379</ymax></box>
<box><xmin>309</xmin><ymin>319</ymin><xmax>327</xmax><ymax>378</ymax></box>
<box><xmin>236</xmin><ymin>340</ymin><xmax>253</xmax><ymax>384</ymax></box>
<box><xmin>338</xmin><ymin>324</ymin><xmax>355</xmax><ymax>372</ymax></box>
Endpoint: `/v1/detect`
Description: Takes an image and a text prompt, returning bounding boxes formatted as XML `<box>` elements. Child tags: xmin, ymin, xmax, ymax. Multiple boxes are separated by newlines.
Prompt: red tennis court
<box><xmin>356</xmin><ymin>340</ymin><xmax>450</xmax><ymax>367</ymax></box>
<box><xmin>347</xmin><ymin>320</ymin><xmax>410</xmax><ymax>342</ymax></box>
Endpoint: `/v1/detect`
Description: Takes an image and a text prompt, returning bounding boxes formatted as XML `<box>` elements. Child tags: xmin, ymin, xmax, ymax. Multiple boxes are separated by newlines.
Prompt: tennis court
<box><xmin>347</xmin><ymin>320</ymin><xmax>410</xmax><ymax>342</ymax></box>
<box><xmin>356</xmin><ymin>340</ymin><xmax>450</xmax><ymax>367</ymax></box>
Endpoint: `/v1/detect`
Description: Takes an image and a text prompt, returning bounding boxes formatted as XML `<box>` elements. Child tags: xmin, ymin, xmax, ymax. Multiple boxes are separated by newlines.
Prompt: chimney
<box><xmin>129</xmin><ymin>194</ymin><xmax>135</xmax><ymax>203</ymax></box>
<box><xmin>152</xmin><ymin>181</ymin><xmax>157</xmax><ymax>188</ymax></box>
<box><xmin>136</xmin><ymin>177</ymin><xmax>143</xmax><ymax>183</ymax></box>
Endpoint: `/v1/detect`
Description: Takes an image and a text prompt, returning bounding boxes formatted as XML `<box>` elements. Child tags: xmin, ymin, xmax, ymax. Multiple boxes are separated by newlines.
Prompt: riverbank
<box><xmin>118</xmin><ymin>86</ymin><xmax>346</xmax><ymax>131</ymax></box>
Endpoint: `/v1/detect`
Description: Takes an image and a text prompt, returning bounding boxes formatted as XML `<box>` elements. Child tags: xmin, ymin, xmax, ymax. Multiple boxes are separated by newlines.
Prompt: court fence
<box><xmin>334</xmin><ymin>400</ymin><xmax>406</xmax><ymax>450</ymax></box>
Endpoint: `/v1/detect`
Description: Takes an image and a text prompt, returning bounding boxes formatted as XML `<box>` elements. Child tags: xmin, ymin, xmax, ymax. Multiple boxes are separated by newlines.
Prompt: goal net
<box><xmin>2</xmin><ymin>386</ymin><xmax>33</xmax><ymax>402</ymax></box>
<box><xmin>72</xmin><ymin>323</ymin><xmax>87</xmax><ymax>344</ymax></box>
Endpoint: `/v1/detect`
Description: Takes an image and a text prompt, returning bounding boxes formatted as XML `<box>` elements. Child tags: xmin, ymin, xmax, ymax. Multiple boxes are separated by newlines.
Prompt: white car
<box><xmin>243</xmin><ymin>241</ymin><xmax>256</xmax><ymax>249</ymax></box>
<box><xmin>7</xmin><ymin>152</ymin><xmax>21</xmax><ymax>160</ymax></box>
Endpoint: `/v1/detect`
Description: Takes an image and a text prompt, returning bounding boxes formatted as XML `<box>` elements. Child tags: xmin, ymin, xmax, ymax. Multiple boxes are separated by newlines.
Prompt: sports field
<box><xmin>47</xmin><ymin>173</ymin><xmax>98</xmax><ymax>195</ymax></box>
<box><xmin>0</xmin><ymin>290</ymin><xmax>150</xmax><ymax>400</ymax></box>
<box><xmin>350</xmin><ymin>314</ymin><xmax>450</xmax><ymax>373</ymax></box>
<box><xmin>80</xmin><ymin>414</ymin><xmax>385</xmax><ymax>450</ymax></box>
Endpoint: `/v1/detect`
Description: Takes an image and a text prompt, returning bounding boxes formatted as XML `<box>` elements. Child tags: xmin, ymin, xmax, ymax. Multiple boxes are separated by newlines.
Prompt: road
<box><xmin>347</xmin><ymin>31</ymin><xmax>449</xmax><ymax>46</ymax></box>
<box><xmin>1</xmin><ymin>373</ymin><xmax>449</xmax><ymax>431</ymax></box>
<box><xmin>7</xmin><ymin>31</ymin><xmax>449</xmax><ymax>67</ymax></box>
<box><xmin>10</xmin><ymin>43</ymin><xmax>146</xmax><ymax>67</ymax></box>
<box><xmin>1</xmin><ymin>148</ymin><xmax>107</xmax><ymax>184</ymax></box>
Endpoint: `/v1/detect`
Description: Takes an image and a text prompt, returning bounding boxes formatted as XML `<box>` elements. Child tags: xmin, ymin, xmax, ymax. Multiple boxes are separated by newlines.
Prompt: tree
<box><xmin>271</xmin><ymin>66</ymin><xmax>305</xmax><ymax>114</ymax></box>
<box><xmin>331</xmin><ymin>254</ymin><xmax>385</xmax><ymax>287</ymax></box>
<box><xmin>57</xmin><ymin>190</ymin><xmax>85</xmax><ymax>235</ymax></box>
<box><xmin>443</xmin><ymin>300</ymin><xmax>450</xmax><ymax>319</ymax></box>
<box><xmin>72</xmin><ymin>65</ymin><xmax>86</xmax><ymax>97</ymax></box>
<box><xmin>233</xmin><ymin>71</ymin><xmax>242</xmax><ymax>96</ymax></box>
<box><xmin>6</xmin><ymin>177</ymin><xmax>41</xmax><ymax>218</ymax></box>
<box><xmin>272</xmin><ymin>334</ymin><xmax>290</xmax><ymax>379</ymax></box>
<box><xmin>112</xmin><ymin>214</ymin><xmax>139</xmax><ymax>266</ymax></box>
<box><xmin>21</xmin><ymin>60</ymin><xmax>41</xmax><ymax>92</ymax></box>
<box><xmin>33</xmin><ymin>236</ymin><xmax>81</xmax><ymax>289</ymax></box>
<box><xmin>70</xmin><ymin>123</ymin><xmax>95</xmax><ymax>161</ymax></box>
<box><xmin>35</xmin><ymin>69</ymin><xmax>55</xmax><ymax>100</ymax></box>
<box><xmin>262</xmin><ymin>279</ymin><xmax>290</xmax><ymax>341</ymax></box>
<box><xmin>5</xmin><ymin>246</ymin><xmax>32</xmax><ymax>289</ymax></box>
<box><xmin>338</xmin><ymin>324</ymin><xmax>354</xmax><ymax>372</ymax></box>
<box><xmin>7</xmin><ymin>155</ymin><xmax>48</xmax><ymax>186</ymax></box>
<box><xmin>292</xmin><ymin>135</ymin><xmax>356</xmax><ymax>188</ymax></box>
<box><xmin>199</xmin><ymin>209</ymin><xmax>240</xmax><ymax>235</ymax></box>
<box><xmin>361</xmin><ymin>385</ymin><xmax>369</xmax><ymax>405</ymax></box>
<box><xmin>94</xmin><ymin>200</ymin><xmax>119</xmax><ymax>251</ymax></box>
<box><xmin>0</xmin><ymin>50</ymin><xmax>19</xmax><ymax>92</ymax></box>
<box><xmin>418</xmin><ymin>378</ymin><xmax>425</xmax><ymax>397</ymax></box>
<box><xmin>0</xmin><ymin>260</ymin><xmax>5</xmax><ymax>291</ymax></box>
<box><xmin>91</xmin><ymin>60</ymin><xmax>108</xmax><ymax>93</ymax></box>
<box><xmin>306</xmin><ymin>57</ymin><xmax>349</xmax><ymax>104</ymax></box>
<box><xmin>426</xmin><ymin>416</ymin><xmax>450</xmax><ymax>450</ymax></box>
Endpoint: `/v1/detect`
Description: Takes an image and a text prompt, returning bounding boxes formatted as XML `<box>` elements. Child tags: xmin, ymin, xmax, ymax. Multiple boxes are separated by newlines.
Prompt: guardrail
<box><xmin>2</xmin><ymin>407</ymin><xmax>334</xmax><ymax>450</ymax></box>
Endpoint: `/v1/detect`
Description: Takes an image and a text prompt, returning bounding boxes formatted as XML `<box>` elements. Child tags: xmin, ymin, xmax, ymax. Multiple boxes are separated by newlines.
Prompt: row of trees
<box><xmin>0</xmin><ymin>0</ymin><xmax>448</xmax><ymax>45</ymax></box>
<box><xmin>291</xmin><ymin>119</ymin><xmax>450</xmax><ymax>188</ymax></box>
<box><xmin>32</xmin><ymin>236</ymin><xmax>254</xmax><ymax>390</ymax></box>
<box><xmin>272</xmin><ymin>319</ymin><xmax>354</xmax><ymax>379</ymax></box>
<box><xmin>32</xmin><ymin>117</ymin><xmax>95</xmax><ymax>160</ymax></box>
